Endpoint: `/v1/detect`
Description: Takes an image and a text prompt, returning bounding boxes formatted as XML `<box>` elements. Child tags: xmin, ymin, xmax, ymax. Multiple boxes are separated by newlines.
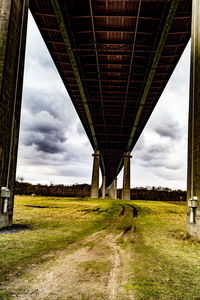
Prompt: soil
<box><xmin>2</xmin><ymin>206</ymin><xmax>136</xmax><ymax>299</ymax></box>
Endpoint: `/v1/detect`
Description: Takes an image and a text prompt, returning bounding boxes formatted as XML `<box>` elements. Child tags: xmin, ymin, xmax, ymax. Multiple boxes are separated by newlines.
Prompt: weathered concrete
<box><xmin>122</xmin><ymin>152</ymin><xmax>132</xmax><ymax>200</ymax></box>
<box><xmin>108</xmin><ymin>179</ymin><xmax>117</xmax><ymax>199</ymax></box>
<box><xmin>114</xmin><ymin>178</ymin><xmax>117</xmax><ymax>199</ymax></box>
<box><xmin>90</xmin><ymin>150</ymin><xmax>100</xmax><ymax>198</ymax></box>
<box><xmin>0</xmin><ymin>0</ymin><xmax>28</xmax><ymax>228</ymax></box>
<box><xmin>102</xmin><ymin>175</ymin><xmax>106</xmax><ymax>199</ymax></box>
<box><xmin>187</xmin><ymin>0</ymin><xmax>200</xmax><ymax>239</ymax></box>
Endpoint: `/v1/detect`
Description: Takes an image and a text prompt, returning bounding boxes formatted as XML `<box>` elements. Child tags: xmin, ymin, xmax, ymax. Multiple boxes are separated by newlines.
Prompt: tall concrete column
<box><xmin>187</xmin><ymin>0</ymin><xmax>200</xmax><ymax>239</ymax></box>
<box><xmin>102</xmin><ymin>175</ymin><xmax>106</xmax><ymax>199</ymax></box>
<box><xmin>0</xmin><ymin>0</ymin><xmax>29</xmax><ymax>228</ymax></box>
<box><xmin>90</xmin><ymin>150</ymin><xmax>100</xmax><ymax>198</ymax></box>
<box><xmin>109</xmin><ymin>178</ymin><xmax>117</xmax><ymax>199</ymax></box>
<box><xmin>114</xmin><ymin>177</ymin><xmax>117</xmax><ymax>199</ymax></box>
<box><xmin>122</xmin><ymin>152</ymin><xmax>132</xmax><ymax>200</ymax></box>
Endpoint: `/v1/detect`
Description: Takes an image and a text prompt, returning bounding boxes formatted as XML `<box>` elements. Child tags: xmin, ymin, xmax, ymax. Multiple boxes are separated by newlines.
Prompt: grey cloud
<box><xmin>156</xmin><ymin>168</ymin><xmax>185</xmax><ymax>181</ymax></box>
<box><xmin>22</xmin><ymin>88</ymin><xmax>73</xmax><ymax>122</ymax></box>
<box><xmin>141</xmin><ymin>159</ymin><xmax>181</xmax><ymax>170</ymax></box>
<box><xmin>23</xmin><ymin>91</ymin><xmax>59</xmax><ymax>119</ymax></box>
<box><xmin>24</xmin><ymin>133</ymin><xmax>65</xmax><ymax>154</ymax></box>
<box><xmin>145</xmin><ymin>144</ymin><xmax>169</xmax><ymax>155</ymax></box>
<box><xmin>135</xmin><ymin>142</ymin><xmax>169</xmax><ymax>161</ymax></box>
<box><xmin>20</xmin><ymin>108</ymin><xmax>67</xmax><ymax>154</ymax></box>
<box><xmin>16</xmin><ymin>12</ymin><xmax>93</xmax><ymax>185</ymax></box>
<box><xmin>155</xmin><ymin>121</ymin><xmax>182</xmax><ymax>140</ymax></box>
<box><xmin>134</xmin><ymin>133</ymin><xmax>183</xmax><ymax>172</ymax></box>
<box><xmin>56</xmin><ymin>168</ymin><xmax>89</xmax><ymax>177</ymax></box>
<box><xmin>76</xmin><ymin>122</ymin><xmax>86</xmax><ymax>136</ymax></box>
<box><xmin>25</xmin><ymin>118</ymin><xmax>66</xmax><ymax>143</ymax></box>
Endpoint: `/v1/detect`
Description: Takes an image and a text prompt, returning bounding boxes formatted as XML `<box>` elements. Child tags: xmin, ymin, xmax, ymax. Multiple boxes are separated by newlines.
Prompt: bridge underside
<box><xmin>3</xmin><ymin>0</ymin><xmax>200</xmax><ymax>239</ymax></box>
<box><xmin>30</xmin><ymin>0</ymin><xmax>191</xmax><ymax>186</ymax></box>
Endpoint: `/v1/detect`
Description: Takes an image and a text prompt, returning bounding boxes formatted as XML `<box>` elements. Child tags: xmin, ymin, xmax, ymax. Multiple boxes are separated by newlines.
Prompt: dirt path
<box><xmin>3</xmin><ymin>205</ymin><xmax>136</xmax><ymax>300</ymax></box>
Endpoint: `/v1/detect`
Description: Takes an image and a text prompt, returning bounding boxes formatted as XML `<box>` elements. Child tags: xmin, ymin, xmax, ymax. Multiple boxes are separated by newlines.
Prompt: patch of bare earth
<box><xmin>4</xmin><ymin>228</ymin><xmax>135</xmax><ymax>300</ymax></box>
<box><xmin>3</xmin><ymin>204</ymin><xmax>137</xmax><ymax>299</ymax></box>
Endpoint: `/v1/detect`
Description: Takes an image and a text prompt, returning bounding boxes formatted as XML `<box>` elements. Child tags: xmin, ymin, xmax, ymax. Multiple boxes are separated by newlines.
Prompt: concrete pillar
<box><xmin>102</xmin><ymin>175</ymin><xmax>106</xmax><ymax>199</ymax></box>
<box><xmin>0</xmin><ymin>0</ymin><xmax>28</xmax><ymax>228</ymax></box>
<box><xmin>107</xmin><ymin>177</ymin><xmax>117</xmax><ymax>199</ymax></box>
<box><xmin>90</xmin><ymin>150</ymin><xmax>100</xmax><ymax>198</ymax></box>
<box><xmin>187</xmin><ymin>0</ymin><xmax>200</xmax><ymax>239</ymax></box>
<box><xmin>108</xmin><ymin>180</ymin><xmax>116</xmax><ymax>199</ymax></box>
<box><xmin>122</xmin><ymin>152</ymin><xmax>132</xmax><ymax>200</ymax></box>
<box><xmin>114</xmin><ymin>177</ymin><xmax>117</xmax><ymax>199</ymax></box>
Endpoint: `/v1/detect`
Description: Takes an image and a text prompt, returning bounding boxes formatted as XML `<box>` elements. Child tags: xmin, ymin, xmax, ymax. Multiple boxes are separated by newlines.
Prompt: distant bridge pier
<box><xmin>0</xmin><ymin>0</ymin><xmax>28</xmax><ymax>229</ymax></box>
<box><xmin>122</xmin><ymin>152</ymin><xmax>132</xmax><ymax>200</ymax></box>
<box><xmin>90</xmin><ymin>150</ymin><xmax>100</xmax><ymax>198</ymax></box>
<box><xmin>108</xmin><ymin>177</ymin><xmax>117</xmax><ymax>199</ymax></box>
<box><xmin>114</xmin><ymin>178</ymin><xmax>117</xmax><ymax>199</ymax></box>
<box><xmin>187</xmin><ymin>0</ymin><xmax>200</xmax><ymax>239</ymax></box>
<box><xmin>102</xmin><ymin>176</ymin><xmax>106</xmax><ymax>199</ymax></box>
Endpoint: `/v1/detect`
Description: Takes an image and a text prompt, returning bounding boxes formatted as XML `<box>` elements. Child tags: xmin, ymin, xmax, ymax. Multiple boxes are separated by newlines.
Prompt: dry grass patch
<box><xmin>1</xmin><ymin>198</ymin><xmax>200</xmax><ymax>300</ymax></box>
<box><xmin>124</xmin><ymin>201</ymin><xmax>200</xmax><ymax>300</ymax></box>
<box><xmin>0</xmin><ymin>196</ymin><xmax>119</xmax><ymax>283</ymax></box>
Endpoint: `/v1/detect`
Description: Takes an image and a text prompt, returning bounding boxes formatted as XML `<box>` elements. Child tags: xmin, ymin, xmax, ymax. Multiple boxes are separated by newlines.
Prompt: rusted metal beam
<box><xmin>126</xmin><ymin>0</ymin><xmax>180</xmax><ymax>151</ymax></box>
<box><xmin>119</xmin><ymin>0</ymin><xmax>142</xmax><ymax>148</ymax></box>
<box><xmin>51</xmin><ymin>0</ymin><xmax>107</xmax><ymax>175</ymax></box>
<box><xmin>88</xmin><ymin>0</ymin><xmax>106</xmax><ymax>140</ymax></box>
<box><xmin>75</xmin><ymin>30</ymin><xmax>154</xmax><ymax>34</ymax></box>
<box><xmin>50</xmin><ymin>1</ymin><xmax>97</xmax><ymax>147</ymax></box>
<box><xmin>71</xmin><ymin>15</ymin><xmax>160</xmax><ymax>20</ymax></box>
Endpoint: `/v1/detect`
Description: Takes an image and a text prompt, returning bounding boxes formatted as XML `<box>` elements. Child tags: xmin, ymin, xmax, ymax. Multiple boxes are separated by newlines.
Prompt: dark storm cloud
<box><xmin>19</xmin><ymin>104</ymin><xmax>68</xmax><ymax>154</ymax></box>
<box><xmin>155</xmin><ymin>120</ymin><xmax>183</xmax><ymax>140</ymax></box>
<box><xmin>24</xmin><ymin>132</ymin><xmax>66</xmax><ymax>154</ymax></box>
<box><xmin>23</xmin><ymin>91</ymin><xmax>59</xmax><ymax>119</ymax></box>
<box><xmin>24</xmin><ymin>115</ymin><xmax>66</xmax><ymax>142</ymax></box>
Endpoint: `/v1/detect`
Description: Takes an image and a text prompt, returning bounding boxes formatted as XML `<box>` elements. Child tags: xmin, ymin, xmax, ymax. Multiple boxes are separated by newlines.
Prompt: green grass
<box><xmin>79</xmin><ymin>260</ymin><xmax>109</xmax><ymax>275</ymax></box>
<box><xmin>1</xmin><ymin>197</ymin><xmax>200</xmax><ymax>299</ymax></box>
<box><xmin>124</xmin><ymin>201</ymin><xmax>200</xmax><ymax>300</ymax></box>
<box><xmin>0</xmin><ymin>196</ymin><xmax>120</xmax><ymax>282</ymax></box>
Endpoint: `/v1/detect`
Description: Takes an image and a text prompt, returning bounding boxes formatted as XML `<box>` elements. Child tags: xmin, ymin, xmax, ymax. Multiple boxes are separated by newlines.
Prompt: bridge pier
<box><xmin>187</xmin><ymin>0</ymin><xmax>200</xmax><ymax>239</ymax></box>
<box><xmin>108</xmin><ymin>177</ymin><xmax>117</xmax><ymax>199</ymax></box>
<box><xmin>114</xmin><ymin>177</ymin><xmax>117</xmax><ymax>199</ymax></box>
<box><xmin>102</xmin><ymin>175</ymin><xmax>106</xmax><ymax>199</ymax></box>
<box><xmin>0</xmin><ymin>0</ymin><xmax>28</xmax><ymax>229</ymax></box>
<box><xmin>122</xmin><ymin>152</ymin><xmax>132</xmax><ymax>200</ymax></box>
<box><xmin>90</xmin><ymin>150</ymin><xmax>100</xmax><ymax>198</ymax></box>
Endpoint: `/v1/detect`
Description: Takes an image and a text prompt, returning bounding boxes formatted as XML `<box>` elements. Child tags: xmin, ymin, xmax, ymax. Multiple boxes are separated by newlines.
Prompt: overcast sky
<box><xmin>16</xmin><ymin>13</ymin><xmax>191</xmax><ymax>190</ymax></box>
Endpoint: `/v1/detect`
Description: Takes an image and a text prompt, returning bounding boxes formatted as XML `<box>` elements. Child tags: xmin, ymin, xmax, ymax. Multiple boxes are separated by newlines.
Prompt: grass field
<box><xmin>0</xmin><ymin>196</ymin><xmax>200</xmax><ymax>299</ymax></box>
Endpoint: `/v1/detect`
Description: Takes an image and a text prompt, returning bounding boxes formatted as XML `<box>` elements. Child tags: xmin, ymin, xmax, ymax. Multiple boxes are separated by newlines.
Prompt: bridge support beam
<box><xmin>102</xmin><ymin>176</ymin><xmax>106</xmax><ymax>199</ymax></box>
<box><xmin>114</xmin><ymin>177</ymin><xmax>117</xmax><ymax>199</ymax></box>
<box><xmin>0</xmin><ymin>0</ymin><xmax>28</xmax><ymax>229</ymax></box>
<box><xmin>108</xmin><ymin>178</ymin><xmax>117</xmax><ymax>199</ymax></box>
<box><xmin>90</xmin><ymin>150</ymin><xmax>100</xmax><ymax>198</ymax></box>
<box><xmin>122</xmin><ymin>152</ymin><xmax>132</xmax><ymax>200</ymax></box>
<box><xmin>187</xmin><ymin>0</ymin><xmax>200</xmax><ymax>239</ymax></box>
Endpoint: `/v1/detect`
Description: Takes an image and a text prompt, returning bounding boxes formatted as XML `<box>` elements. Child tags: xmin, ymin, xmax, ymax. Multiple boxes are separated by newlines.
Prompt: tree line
<box><xmin>129</xmin><ymin>186</ymin><xmax>186</xmax><ymax>201</ymax></box>
<box><xmin>15</xmin><ymin>181</ymin><xmax>90</xmax><ymax>197</ymax></box>
<box><xmin>15</xmin><ymin>181</ymin><xmax>186</xmax><ymax>201</ymax></box>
